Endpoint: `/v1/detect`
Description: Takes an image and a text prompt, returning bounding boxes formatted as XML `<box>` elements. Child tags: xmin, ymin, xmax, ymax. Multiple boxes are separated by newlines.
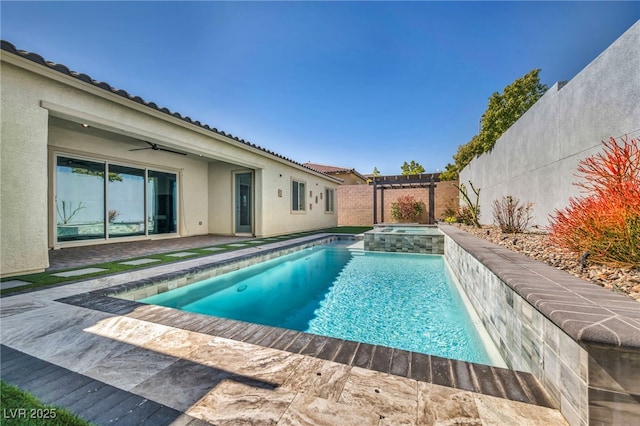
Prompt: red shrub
<box><xmin>391</xmin><ymin>195</ymin><xmax>425</xmax><ymax>223</ymax></box>
<box><xmin>548</xmin><ymin>136</ymin><xmax>640</xmax><ymax>267</ymax></box>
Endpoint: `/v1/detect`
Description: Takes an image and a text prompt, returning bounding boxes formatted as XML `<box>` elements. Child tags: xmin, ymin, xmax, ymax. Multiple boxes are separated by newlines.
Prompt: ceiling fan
<box><xmin>129</xmin><ymin>141</ymin><xmax>187</xmax><ymax>156</ymax></box>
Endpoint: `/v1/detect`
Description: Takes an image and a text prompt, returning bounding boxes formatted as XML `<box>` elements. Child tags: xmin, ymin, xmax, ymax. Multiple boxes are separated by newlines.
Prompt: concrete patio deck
<box><xmin>1</xmin><ymin>235</ymin><xmax>567</xmax><ymax>425</ymax></box>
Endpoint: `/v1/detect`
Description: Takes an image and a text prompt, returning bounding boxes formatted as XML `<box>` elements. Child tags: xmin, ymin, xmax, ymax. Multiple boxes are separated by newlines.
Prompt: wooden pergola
<box><xmin>369</xmin><ymin>173</ymin><xmax>441</xmax><ymax>224</ymax></box>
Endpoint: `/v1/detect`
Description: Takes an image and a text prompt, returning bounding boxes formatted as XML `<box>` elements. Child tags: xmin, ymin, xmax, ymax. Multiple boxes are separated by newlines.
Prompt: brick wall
<box><xmin>337</xmin><ymin>185</ymin><xmax>373</xmax><ymax>226</ymax></box>
<box><xmin>337</xmin><ymin>180</ymin><xmax>459</xmax><ymax>226</ymax></box>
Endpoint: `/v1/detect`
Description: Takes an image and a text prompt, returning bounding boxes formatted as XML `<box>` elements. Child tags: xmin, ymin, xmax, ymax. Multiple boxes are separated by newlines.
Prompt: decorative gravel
<box><xmin>453</xmin><ymin>224</ymin><xmax>640</xmax><ymax>302</ymax></box>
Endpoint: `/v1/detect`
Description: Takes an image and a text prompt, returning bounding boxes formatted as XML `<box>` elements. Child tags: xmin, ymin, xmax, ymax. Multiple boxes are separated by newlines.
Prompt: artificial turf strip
<box><xmin>0</xmin><ymin>228</ymin><xmax>358</xmax><ymax>295</ymax></box>
<box><xmin>0</xmin><ymin>380</ymin><xmax>92</xmax><ymax>426</ymax></box>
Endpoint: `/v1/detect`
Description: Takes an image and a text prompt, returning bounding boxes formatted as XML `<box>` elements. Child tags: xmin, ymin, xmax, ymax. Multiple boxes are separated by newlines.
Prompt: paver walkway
<box><xmin>1</xmin><ymin>236</ymin><xmax>568</xmax><ymax>425</ymax></box>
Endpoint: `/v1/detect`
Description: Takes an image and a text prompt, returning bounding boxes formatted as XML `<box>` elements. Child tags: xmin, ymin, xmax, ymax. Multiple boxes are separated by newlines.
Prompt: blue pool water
<box><xmin>141</xmin><ymin>242</ymin><xmax>496</xmax><ymax>365</ymax></box>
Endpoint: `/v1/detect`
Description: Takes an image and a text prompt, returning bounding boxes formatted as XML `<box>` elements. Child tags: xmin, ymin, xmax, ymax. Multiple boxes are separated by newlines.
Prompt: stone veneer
<box><xmin>439</xmin><ymin>225</ymin><xmax>640</xmax><ymax>426</ymax></box>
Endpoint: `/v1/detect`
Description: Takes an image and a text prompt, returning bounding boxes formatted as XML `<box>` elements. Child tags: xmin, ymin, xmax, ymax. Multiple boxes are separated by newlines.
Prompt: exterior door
<box><xmin>235</xmin><ymin>172</ymin><xmax>253</xmax><ymax>234</ymax></box>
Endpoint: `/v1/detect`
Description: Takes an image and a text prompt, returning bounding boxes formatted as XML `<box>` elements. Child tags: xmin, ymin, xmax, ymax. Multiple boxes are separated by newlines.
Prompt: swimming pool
<box><xmin>140</xmin><ymin>241</ymin><xmax>504</xmax><ymax>366</ymax></box>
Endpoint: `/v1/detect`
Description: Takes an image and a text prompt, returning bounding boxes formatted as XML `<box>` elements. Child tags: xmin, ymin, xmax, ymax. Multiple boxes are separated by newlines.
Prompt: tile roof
<box><xmin>0</xmin><ymin>40</ymin><xmax>328</xmax><ymax>176</ymax></box>
<box><xmin>303</xmin><ymin>162</ymin><xmax>367</xmax><ymax>181</ymax></box>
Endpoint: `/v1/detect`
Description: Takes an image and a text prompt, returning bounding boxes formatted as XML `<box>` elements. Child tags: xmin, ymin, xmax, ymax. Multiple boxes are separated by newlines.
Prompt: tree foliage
<box><xmin>372</xmin><ymin>167</ymin><xmax>381</xmax><ymax>176</ymax></box>
<box><xmin>72</xmin><ymin>168</ymin><xmax>122</xmax><ymax>182</ymax></box>
<box><xmin>440</xmin><ymin>69</ymin><xmax>548</xmax><ymax>181</ymax></box>
<box><xmin>400</xmin><ymin>160</ymin><xmax>425</xmax><ymax>175</ymax></box>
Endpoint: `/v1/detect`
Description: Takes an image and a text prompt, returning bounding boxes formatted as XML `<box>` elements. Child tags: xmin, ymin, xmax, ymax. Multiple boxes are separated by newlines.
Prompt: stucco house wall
<box><xmin>1</xmin><ymin>43</ymin><xmax>339</xmax><ymax>277</ymax></box>
<box><xmin>459</xmin><ymin>21</ymin><xmax>640</xmax><ymax>228</ymax></box>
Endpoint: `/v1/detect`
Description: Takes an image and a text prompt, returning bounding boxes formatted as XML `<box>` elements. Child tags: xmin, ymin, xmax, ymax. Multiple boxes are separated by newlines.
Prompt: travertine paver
<box><xmin>1</xmin><ymin>304</ymin><xmax>568</xmax><ymax>425</ymax></box>
<box><xmin>339</xmin><ymin>366</ymin><xmax>418</xmax><ymax>424</ymax></box>
<box><xmin>0</xmin><ymin>236</ymin><xmax>568</xmax><ymax>425</ymax></box>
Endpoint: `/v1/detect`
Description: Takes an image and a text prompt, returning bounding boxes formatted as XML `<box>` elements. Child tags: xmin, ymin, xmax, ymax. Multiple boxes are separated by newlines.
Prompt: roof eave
<box><xmin>1</xmin><ymin>40</ymin><xmax>340</xmax><ymax>183</ymax></box>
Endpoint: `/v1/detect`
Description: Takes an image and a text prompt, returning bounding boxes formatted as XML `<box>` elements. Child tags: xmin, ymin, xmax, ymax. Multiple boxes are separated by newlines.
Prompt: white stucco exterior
<box><xmin>0</xmin><ymin>45</ymin><xmax>340</xmax><ymax>277</ymax></box>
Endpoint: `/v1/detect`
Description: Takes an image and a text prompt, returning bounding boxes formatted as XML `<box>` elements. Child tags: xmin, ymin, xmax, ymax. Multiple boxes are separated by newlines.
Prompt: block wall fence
<box><xmin>337</xmin><ymin>180</ymin><xmax>459</xmax><ymax>226</ymax></box>
<box><xmin>459</xmin><ymin>22</ymin><xmax>640</xmax><ymax>228</ymax></box>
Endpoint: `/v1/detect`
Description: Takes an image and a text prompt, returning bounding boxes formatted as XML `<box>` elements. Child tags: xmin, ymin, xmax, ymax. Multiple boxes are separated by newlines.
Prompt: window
<box><xmin>108</xmin><ymin>164</ymin><xmax>145</xmax><ymax>238</ymax></box>
<box><xmin>292</xmin><ymin>179</ymin><xmax>306</xmax><ymax>212</ymax></box>
<box><xmin>55</xmin><ymin>155</ymin><xmax>177</xmax><ymax>243</ymax></box>
<box><xmin>56</xmin><ymin>157</ymin><xmax>105</xmax><ymax>241</ymax></box>
<box><xmin>325</xmin><ymin>188</ymin><xmax>335</xmax><ymax>213</ymax></box>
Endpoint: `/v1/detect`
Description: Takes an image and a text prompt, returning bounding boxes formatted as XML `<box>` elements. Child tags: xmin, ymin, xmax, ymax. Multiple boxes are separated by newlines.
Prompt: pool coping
<box><xmin>55</xmin><ymin>233</ymin><xmax>556</xmax><ymax>409</ymax></box>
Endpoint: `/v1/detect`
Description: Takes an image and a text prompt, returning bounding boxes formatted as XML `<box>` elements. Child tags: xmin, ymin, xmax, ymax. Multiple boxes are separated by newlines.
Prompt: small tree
<box><xmin>372</xmin><ymin>167</ymin><xmax>381</xmax><ymax>176</ymax></box>
<box><xmin>492</xmin><ymin>195</ymin><xmax>534</xmax><ymax>233</ymax></box>
<box><xmin>440</xmin><ymin>69</ymin><xmax>548</xmax><ymax>180</ymax></box>
<box><xmin>400</xmin><ymin>161</ymin><xmax>425</xmax><ymax>175</ymax></box>
<box><xmin>391</xmin><ymin>195</ymin><xmax>425</xmax><ymax>223</ymax></box>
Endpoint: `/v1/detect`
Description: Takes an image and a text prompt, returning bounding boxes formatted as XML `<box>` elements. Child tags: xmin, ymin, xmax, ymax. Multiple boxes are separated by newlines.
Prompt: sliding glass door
<box><xmin>108</xmin><ymin>165</ymin><xmax>145</xmax><ymax>238</ymax></box>
<box><xmin>55</xmin><ymin>155</ymin><xmax>178</xmax><ymax>243</ymax></box>
<box><xmin>56</xmin><ymin>157</ymin><xmax>105</xmax><ymax>241</ymax></box>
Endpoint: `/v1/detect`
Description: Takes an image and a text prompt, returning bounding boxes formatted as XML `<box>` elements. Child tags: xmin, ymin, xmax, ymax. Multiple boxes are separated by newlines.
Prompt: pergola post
<box><xmin>373</xmin><ymin>179</ymin><xmax>378</xmax><ymax>224</ymax></box>
<box><xmin>369</xmin><ymin>173</ymin><xmax>441</xmax><ymax>225</ymax></box>
<box><xmin>380</xmin><ymin>187</ymin><xmax>385</xmax><ymax>223</ymax></box>
<box><xmin>429</xmin><ymin>175</ymin><xmax>435</xmax><ymax>224</ymax></box>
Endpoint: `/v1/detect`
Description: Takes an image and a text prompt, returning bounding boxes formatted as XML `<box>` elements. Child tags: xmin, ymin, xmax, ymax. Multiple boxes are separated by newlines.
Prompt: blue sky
<box><xmin>2</xmin><ymin>2</ymin><xmax>638</xmax><ymax>175</ymax></box>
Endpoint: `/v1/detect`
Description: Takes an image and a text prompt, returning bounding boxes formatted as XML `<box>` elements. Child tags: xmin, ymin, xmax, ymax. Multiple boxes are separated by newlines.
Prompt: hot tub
<box><xmin>364</xmin><ymin>224</ymin><xmax>444</xmax><ymax>254</ymax></box>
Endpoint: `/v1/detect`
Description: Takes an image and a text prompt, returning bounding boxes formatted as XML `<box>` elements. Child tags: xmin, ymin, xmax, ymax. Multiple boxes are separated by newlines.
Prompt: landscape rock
<box><xmin>453</xmin><ymin>224</ymin><xmax>640</xmax><ymax>302</ymax></box>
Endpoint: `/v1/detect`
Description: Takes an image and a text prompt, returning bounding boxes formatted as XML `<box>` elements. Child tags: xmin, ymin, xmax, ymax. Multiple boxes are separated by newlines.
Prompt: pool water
<box><xmin>141</xmin><ymin>241</ymin><xmax>499</xmax><ymax>365</ymax></box>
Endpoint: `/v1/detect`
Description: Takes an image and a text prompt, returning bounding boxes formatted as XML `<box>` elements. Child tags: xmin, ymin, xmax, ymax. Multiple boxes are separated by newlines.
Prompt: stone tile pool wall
<box><xmin>364</xmin><ymin>226</ymin><xmax>444</xmax><ymax>254</ymax></box>
<box><xmin>439</xmin><ymin>225</ymin><xmax>640</xmax><ymax>426</ymax></box>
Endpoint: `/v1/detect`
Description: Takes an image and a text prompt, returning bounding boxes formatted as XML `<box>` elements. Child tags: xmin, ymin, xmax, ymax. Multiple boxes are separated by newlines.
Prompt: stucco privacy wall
<box><xmin>337</xmin><ymin>180</ymin><xmax>459</xmax><ymax>226</ymax></box>
<box><xmin>459</xmin><ymin>21</ymin><xmax>640</xmax><ymax>227</ymax></box>
<box><xmin>1</xmin><ymin>47</ymin><xmax>339</xmax><ymax>276</ymax></box>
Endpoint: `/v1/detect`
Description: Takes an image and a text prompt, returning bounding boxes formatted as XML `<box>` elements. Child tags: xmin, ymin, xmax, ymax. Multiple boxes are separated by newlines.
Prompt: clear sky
<box><xmin>2</xmin><ymin>2</ymin><xmax>638</xmax><ymax>175</ymax></box>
